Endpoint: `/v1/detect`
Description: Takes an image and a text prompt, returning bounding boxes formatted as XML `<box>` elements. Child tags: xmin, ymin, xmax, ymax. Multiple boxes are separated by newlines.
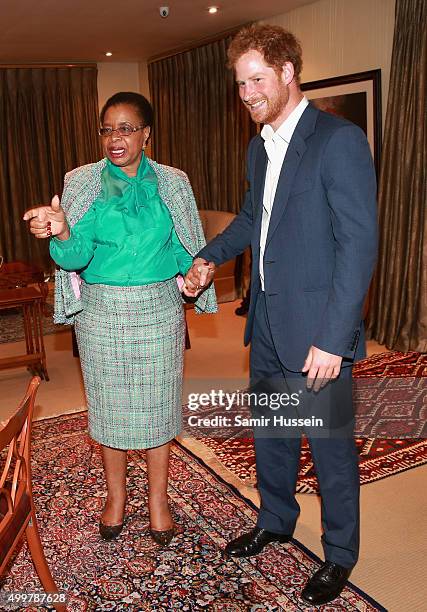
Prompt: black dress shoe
<box><xmin>99</xmin><ymin>520</ymin><xmax>124</xmax><ymax>541</ymax></box>
<box><xmin>301</xmin><ymin>561</ymin><xmax>352</xmax><ymax>605</ymax></box>
<box><xmin>235</xmin><ymin>303</ymin><xmax>249</xmax><ymax>316</ymax></box>
<box><xmin>224</xmin><ymin>527</ymin><xmax>290</xmax><ymax>558</ymax></box>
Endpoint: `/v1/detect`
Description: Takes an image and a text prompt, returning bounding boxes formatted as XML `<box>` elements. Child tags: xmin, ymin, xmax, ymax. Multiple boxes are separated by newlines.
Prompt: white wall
<box><xmin>96</xmin><ymin>62</ymin><xmax>140</xmax><ymax>111</ymax></box>
<box><xmin>265</xmin><ymin>0</ymin><xmax>395</xmax><ymax>127</ymax></box>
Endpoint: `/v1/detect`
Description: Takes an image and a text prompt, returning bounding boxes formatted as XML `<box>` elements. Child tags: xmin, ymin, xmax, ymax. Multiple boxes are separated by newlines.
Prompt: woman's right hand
<box><xmin>23</xmin><ymin>195</ymin><xmax>70</xmax><ymax>240</ymax></box>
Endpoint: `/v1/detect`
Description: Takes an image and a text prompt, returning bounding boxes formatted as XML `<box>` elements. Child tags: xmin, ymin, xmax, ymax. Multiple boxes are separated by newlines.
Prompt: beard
<box><xmin>247</xmin><ymin>83</ymin><xmax>290</xmax><ymax>126</ymax></box>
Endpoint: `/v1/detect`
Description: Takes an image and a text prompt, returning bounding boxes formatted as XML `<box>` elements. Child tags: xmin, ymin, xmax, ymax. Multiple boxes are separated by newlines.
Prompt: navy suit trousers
<box><xmin>250</xmin><ymin>292</ymin><xmax>360</xmax><ymax>568</ymax></box>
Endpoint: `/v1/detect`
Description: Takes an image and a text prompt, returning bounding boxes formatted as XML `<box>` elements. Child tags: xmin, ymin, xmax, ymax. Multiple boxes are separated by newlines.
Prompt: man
<box><xmin>185</xmin><ymin>24</ymin><xmax>377</xmax><ymax>605</ymax></box>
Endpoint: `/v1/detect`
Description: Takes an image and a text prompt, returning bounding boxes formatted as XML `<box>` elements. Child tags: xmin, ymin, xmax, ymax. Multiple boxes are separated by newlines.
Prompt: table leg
<box><xmin>22</xmin><ymin>303</ymin><xmax>34</xmax><ymax>356</ymax></box>
<box><xmin>37</xmin><ymin>281</ymin><xmax>50</xmax><ymax>316</ymax></box>
<box><xmin>36</xmin><ymin>299</ymin><xmax>49</xmax><ymax>381</ymax></box>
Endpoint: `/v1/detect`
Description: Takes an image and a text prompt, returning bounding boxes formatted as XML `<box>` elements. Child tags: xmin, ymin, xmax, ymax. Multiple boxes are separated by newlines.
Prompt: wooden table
<box><xmin>0</xmin><ymin>288</ymin><xmax>49</xmax><ymax>380</ymax></box>
<box><xmin>0</xmin><ymin>261</ymin><xmax>49</xmax><ymax>311</ymax></box>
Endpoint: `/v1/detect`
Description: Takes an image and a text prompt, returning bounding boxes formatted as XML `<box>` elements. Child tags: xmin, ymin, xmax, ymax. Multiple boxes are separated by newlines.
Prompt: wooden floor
<box><xmin>0</xmin><ymin>300</ymin><xmax>426</xmax><ymax>611</ymax></box>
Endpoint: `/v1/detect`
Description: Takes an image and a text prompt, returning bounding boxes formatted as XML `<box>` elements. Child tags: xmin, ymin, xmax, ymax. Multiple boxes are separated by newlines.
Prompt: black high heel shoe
<box><xmin>99</xmin><ymin>496</ymin><xmax>127</xmax><ymax>541</ymax></box>
<box><xmin>99</xmin><ymin>518</ymin><xmax>125</xmax><ymax>541</ymax></box>
<box><xmin>149</xmin><ymin>525</ymin><xmax>176</xmax><ymax>546</ymax></box>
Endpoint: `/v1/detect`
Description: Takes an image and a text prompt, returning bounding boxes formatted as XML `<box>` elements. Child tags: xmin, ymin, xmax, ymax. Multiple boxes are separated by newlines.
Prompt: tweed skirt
<box><xmin>74</xmin><ymin>278</ymin><xmax>185</xmax><ymax>449</ymax></box>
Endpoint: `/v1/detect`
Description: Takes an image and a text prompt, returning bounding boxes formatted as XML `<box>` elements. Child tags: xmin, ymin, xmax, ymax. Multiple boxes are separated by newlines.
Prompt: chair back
<box><xmin>198</xmin><ymin>210</ymin><xmax>238</xmax><ymax>302</ymax></box>
<box><xmin>0</xmin><ymin>376</ymin><xmax>40</xmax><ymax>572</ymax></box>
<box><xmin>198</xmin><ymin>209</ymin><xmax>236</xmax><ymax>241</ymax></box>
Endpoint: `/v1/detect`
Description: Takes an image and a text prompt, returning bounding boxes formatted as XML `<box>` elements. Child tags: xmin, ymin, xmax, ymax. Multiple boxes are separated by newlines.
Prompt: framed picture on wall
<box><xmin>301</xmin><ymin>69</ymin><xmax>382</xmax><ymax>176</ymax></box>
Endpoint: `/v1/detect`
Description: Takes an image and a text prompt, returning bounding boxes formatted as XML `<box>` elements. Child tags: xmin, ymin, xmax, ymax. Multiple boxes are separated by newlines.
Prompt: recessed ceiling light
<box><xmin>105</xmin><ymin>52</ymin><xmax>113</xmax><ymax>57</ymax></box>
<box><xmin>208</xmin><ymin>6</ymin><xmax>219</xmax><ymax>14</ymax></box>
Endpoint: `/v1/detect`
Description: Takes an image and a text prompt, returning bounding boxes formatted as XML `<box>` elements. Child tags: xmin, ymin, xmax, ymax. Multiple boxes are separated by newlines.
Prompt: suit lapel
<box><xmin>252</xmin><ymin>140</ymin><xmax>267</xmax><ymax>252</ymax></box>
<box><xmin>265</xmin><ymin>134</ymin><xmax>306</xmax><ymax>245</ymax></box>
<box><xmin>265</xmin><ymin>104</ymin><xmax>318</xmax><ymax>246</ymax></box>
<box><xmin>254</xmin><ymin>140</ymin><xmax>268</xmax><ymax>213</ymax></box>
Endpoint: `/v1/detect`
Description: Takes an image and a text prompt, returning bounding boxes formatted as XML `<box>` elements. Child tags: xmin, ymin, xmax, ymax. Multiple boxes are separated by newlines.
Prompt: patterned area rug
<box><xmin>182</xmin><ymin>352</ymin><xmax>427</xmax><ymax>493</ymax></box>
<box><xmin>1</xmin><ymin>413</ymin><xmax>385</xmax><ymax>611</ymax></box>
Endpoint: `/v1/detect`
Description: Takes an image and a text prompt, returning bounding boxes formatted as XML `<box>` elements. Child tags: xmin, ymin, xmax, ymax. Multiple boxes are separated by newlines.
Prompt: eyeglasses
<box><xmin>98</xmin><ymin>124</ymin><xmax>145</xmax><ymax>137</ymax></box>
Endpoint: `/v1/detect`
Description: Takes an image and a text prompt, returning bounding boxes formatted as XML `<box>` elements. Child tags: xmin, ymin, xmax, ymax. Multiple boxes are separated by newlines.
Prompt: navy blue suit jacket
<box><xmin>198</xmin><ymin>104</ymin><xmax>378</xmax><ymax>371</ymax></box>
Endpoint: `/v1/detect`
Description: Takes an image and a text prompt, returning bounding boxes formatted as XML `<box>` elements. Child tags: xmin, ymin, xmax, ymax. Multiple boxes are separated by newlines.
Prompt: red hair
<box><xmin>227</xmin><ymin>24</ymin><xmax>303</xmax><ymax>82</ymax></box>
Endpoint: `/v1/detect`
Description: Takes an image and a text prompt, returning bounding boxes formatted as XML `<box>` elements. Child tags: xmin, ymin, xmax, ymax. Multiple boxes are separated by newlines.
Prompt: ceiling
<box><xmin>1</xmin><ymin>0</ymin><xmax>315</xmax><ymax>63</ymax></box>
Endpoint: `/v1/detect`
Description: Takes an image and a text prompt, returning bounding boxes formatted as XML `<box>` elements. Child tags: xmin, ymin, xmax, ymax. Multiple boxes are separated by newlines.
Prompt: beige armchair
<box><xmin>198</xmin><ymin>209</ymin><xmax>237</xmax><ymax>303</ymax></box>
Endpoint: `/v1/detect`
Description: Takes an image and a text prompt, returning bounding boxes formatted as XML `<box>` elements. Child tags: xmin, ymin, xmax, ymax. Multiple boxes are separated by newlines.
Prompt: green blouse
<box><xmin>50</xmin><ymin>154</ymin><xmax>193</xmax><ymax>286</ymax></box>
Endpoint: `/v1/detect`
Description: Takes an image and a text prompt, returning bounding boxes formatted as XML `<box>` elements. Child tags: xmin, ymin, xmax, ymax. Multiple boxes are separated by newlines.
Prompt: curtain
<box><xmin>148</xmin><ymin>36</ymin><xmax>256</xmax><ymax>214</ymax></box>
<box><xmin>366</xmin><ymin>0</ymin><xmax>427</xmax><ymax>351</ymax></box>
<box><xmin>0</xmin><ymin>66</ymin><xmax>101</xmax><ymax>271</ymax></box>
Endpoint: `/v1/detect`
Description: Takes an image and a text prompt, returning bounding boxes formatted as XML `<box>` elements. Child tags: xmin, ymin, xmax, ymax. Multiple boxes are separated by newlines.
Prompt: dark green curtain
<box><xmin>148</xmin><ymin>36</ymin><xmax>256</xmax><ymax>214</ymax></box>
<box><xmin>366</xmin><ymin>0</ymin><xmax>427</xmax><ymax>351</ymax></box>
<box><xmin>0</xmin><ymin>66</ymin><xmax>102</xmax><ymax>271</ymax></box>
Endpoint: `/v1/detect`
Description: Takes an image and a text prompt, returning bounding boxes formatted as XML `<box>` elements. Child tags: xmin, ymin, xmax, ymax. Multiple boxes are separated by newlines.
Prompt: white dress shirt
<box><xmin>259</xmin><ymin>96</ymin><xmax>309</xmax><ymax>290</ymax></box>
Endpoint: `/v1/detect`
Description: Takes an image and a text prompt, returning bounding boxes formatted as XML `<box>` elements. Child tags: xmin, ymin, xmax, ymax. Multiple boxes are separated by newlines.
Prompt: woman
<box><xmin>24</xmin><ymin>92</ymin><xmax>216</xmax><ymax>545</ymax></box>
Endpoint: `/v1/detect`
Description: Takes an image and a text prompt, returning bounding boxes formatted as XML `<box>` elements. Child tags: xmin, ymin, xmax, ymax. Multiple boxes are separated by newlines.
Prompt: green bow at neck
<box><xmin>102</xmin><ymin>153</ymin><xmax>159</xmax><ymax>218</ymax></box>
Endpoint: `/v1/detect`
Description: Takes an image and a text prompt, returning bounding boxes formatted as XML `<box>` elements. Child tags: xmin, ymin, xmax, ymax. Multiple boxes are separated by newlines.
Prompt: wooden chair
<box><xmin>0</xmin><ymin>377</ymin><xmax>65</xmax><ymax>610</ymax></box>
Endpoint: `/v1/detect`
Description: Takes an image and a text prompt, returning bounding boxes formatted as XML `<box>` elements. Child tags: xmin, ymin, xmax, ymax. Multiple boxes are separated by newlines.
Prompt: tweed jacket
<box><xmin>54</xmin><ymin>157</ymin><xmax>217</xmax><ymax>324</ymax></box>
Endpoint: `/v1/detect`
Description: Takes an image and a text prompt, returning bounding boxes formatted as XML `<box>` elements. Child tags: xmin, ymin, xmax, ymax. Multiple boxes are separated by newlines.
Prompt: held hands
<box><xmin>302</xmin><ymin>345</ymin><xmax>343</xmax><ymax>392</ymax></box>
<box><xmin>183</xmin><ymin>257</ymin><xmax>215</xmax><ymax>297</ymax></box>
<box><xmin>23</xmin><ymin>195</ymin><xmax>70</xmax><ymax>241</ymax></box>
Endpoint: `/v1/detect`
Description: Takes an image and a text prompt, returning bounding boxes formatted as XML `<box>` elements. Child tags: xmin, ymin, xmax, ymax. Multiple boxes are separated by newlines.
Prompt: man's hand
<box><xmin>302</xmin><ymin>345</ymin><xmax>343</xmax><ymax>392</ymax></box>
<box><xmin>23</xmin><ymin>195</ymin><xmax>69</xmax><ymax>240</ymax></box>
<box><xmin>183</xmin><ymin>257</ymin><xmax>215</xmax><ymax>297</ymax></box>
